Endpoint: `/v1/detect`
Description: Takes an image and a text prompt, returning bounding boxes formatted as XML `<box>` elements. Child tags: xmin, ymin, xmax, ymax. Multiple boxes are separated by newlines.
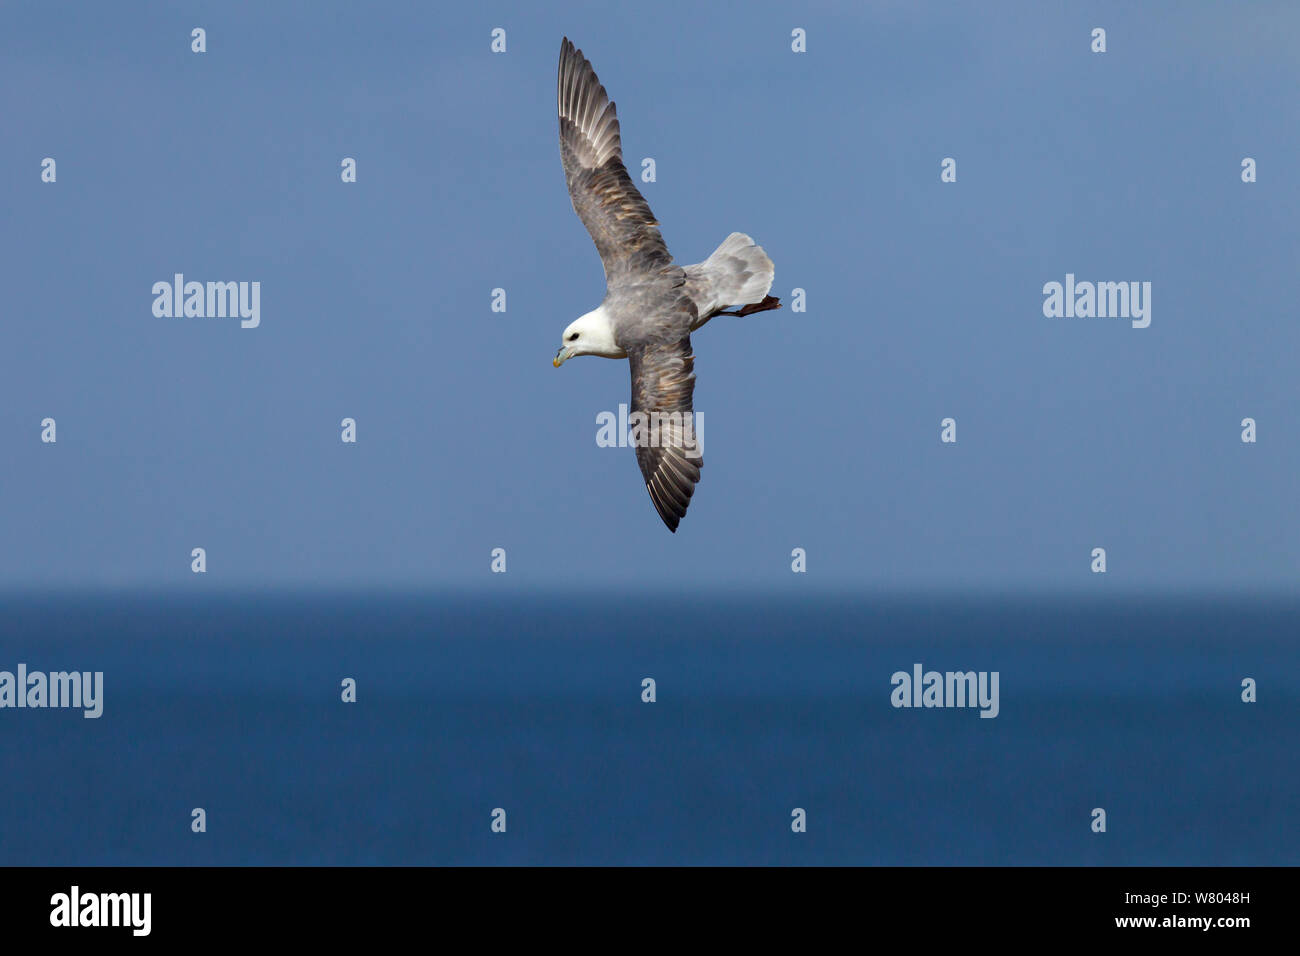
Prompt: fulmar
<box><xmin>553</xmin><ymin>37</ymin><xmax>781</xmax><ymax>532</ymax></box>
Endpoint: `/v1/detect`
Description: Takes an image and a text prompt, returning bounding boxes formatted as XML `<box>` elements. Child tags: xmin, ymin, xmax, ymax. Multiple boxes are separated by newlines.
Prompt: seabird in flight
<box><xmin>553</xmin><ymin>37</ymin><xmax>781</xmax><ymax>532</ymax></box>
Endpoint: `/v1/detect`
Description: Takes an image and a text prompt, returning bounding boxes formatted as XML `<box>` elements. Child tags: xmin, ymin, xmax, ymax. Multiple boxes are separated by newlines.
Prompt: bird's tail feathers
<box><xmin>687</xmin><ymin>232</ymin><xmax>776</xmax><ymax>321</ymax></box>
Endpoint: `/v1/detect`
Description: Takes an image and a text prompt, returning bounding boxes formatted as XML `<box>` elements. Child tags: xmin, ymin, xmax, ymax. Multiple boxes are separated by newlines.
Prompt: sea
<box><xmin>0</xmin><ymin>592</ymin><xmax>1295</xmax><ymax>865</ymax></box>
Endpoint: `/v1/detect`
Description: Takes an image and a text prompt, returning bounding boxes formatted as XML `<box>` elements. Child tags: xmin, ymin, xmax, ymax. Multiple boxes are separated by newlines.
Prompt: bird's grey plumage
<box><xmin>684</xmin><ymin>232</ymin><xmax>777</xmax><ymax>330</ymax></box>
<box><xmin>558</xmin><ymin>38</ymin><xmax>674</xmax><ymax>285</ymax></box>
<box><xmin>625</xmin><ymin>292</ymin><xmax>703</xmax><ymax>532</ymax></box>
<box><xmin>556</xmin><ymin>38</ymin><xmax>779</xmax><ymax>532</ymax></box>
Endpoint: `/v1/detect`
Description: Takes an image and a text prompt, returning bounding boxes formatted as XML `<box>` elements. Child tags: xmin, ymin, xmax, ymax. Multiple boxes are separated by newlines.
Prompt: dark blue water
<box><xmin>0</xmin><ymin>592</ymin><xmax>1294</xmax><ymax>865</ymax></box>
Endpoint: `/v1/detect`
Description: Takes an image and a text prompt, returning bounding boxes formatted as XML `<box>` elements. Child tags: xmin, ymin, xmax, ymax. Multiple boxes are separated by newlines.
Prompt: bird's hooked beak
<box><xmin>553</xmin><ymin>346</ymin><xmax>573</xmax><ymax>368</ymax></box>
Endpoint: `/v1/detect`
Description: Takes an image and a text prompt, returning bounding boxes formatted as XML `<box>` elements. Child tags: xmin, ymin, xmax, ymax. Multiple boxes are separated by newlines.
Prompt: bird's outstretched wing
<box><xmin>558</xmin><ymin>37</ymin><xmax>674</xmax><ymax>285</ymax></box>
<box><xmin>627</xmin><ymin>331</ymin><xmax>703</xmax><ymax>532</ymax></box>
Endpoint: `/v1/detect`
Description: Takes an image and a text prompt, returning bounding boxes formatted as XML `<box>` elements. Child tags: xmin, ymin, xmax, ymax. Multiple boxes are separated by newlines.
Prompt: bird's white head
<box><xmin>554</xmin><ymin>305</ymin><xmax>623</xmax><ymax>366</ymax></box>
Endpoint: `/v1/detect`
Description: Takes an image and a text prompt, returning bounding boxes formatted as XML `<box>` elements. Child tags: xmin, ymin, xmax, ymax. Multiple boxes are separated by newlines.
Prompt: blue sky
<box><xmin>1</xmin><ymin>1</ymin><xmax>1296</xmax><ymax>592</ymax></box>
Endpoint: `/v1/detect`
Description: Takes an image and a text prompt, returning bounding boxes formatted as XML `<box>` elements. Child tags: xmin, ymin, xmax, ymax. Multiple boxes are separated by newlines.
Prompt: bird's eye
<box><xmin>567</xmin><ymin>333</ymin><xmax>579</xmax><ymax>342</ymax></box>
